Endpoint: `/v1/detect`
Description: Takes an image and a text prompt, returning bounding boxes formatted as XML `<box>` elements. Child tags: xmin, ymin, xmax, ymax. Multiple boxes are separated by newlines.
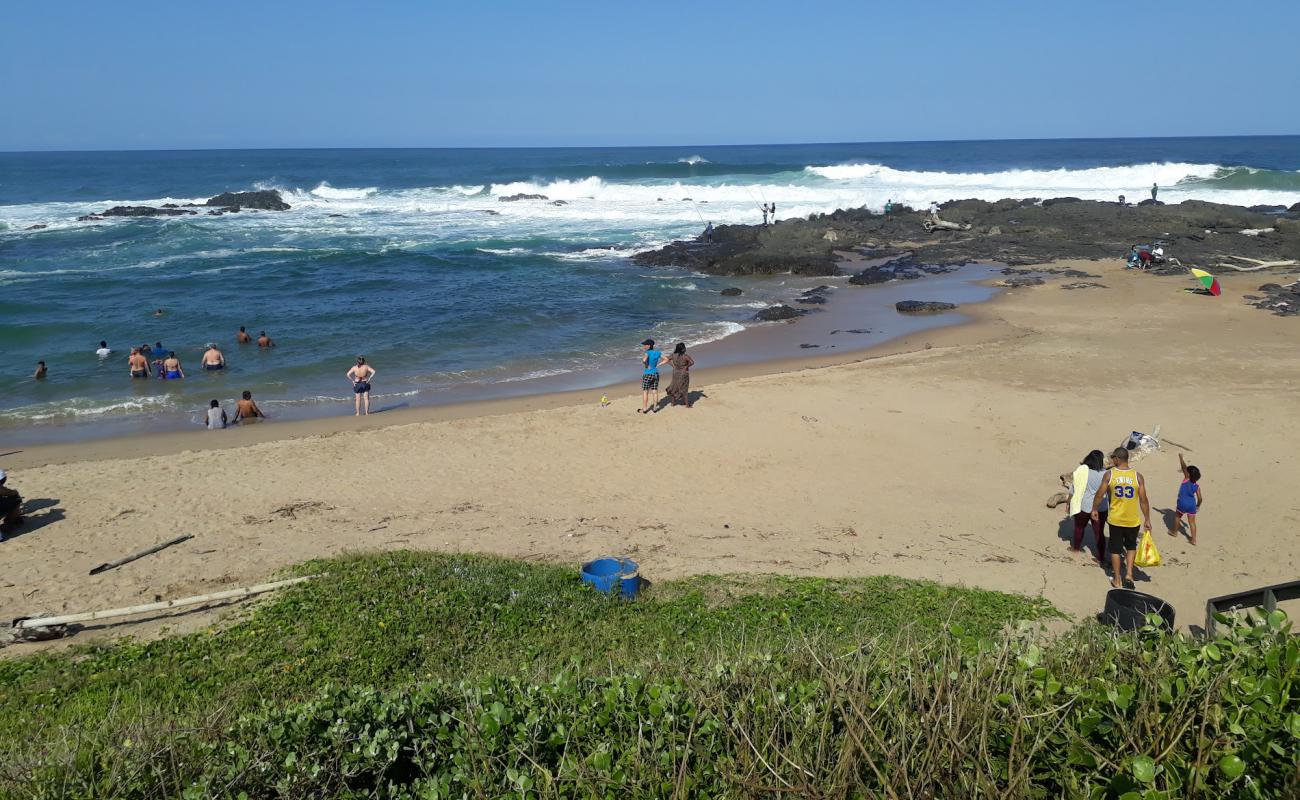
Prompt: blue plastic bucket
<box><xmin>581</xmin><ymin>557</ymin><xmax>641</xmax><ymax>599</ymax></box>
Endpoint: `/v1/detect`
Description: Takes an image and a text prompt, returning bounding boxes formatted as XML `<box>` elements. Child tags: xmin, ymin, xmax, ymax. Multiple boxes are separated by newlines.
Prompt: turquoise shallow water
<box><xmin>2</xmin><ymin>137</ymin><xmax>1297</xmax><ymax>440</ymax></box>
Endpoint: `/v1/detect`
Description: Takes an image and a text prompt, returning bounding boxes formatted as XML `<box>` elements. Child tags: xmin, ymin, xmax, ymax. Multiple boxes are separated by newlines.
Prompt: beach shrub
<box><xmin>1</xmin><ymin>553</ymin><xmax>1295</xmax><ymax>798</ymax></box>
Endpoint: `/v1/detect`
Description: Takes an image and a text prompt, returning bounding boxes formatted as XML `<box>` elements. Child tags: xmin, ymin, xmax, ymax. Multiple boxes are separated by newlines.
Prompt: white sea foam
<box><xmin>309</xmin><ymin>182</ymin><xmax>378</xmax><ymax>200</ymax></box>
<box><xmin>677</xmin><ymin>155</ymin><xmax>711</xmax><ymax>165</ymax></box>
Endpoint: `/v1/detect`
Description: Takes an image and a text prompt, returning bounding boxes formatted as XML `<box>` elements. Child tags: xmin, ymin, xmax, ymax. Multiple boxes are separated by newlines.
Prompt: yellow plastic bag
<box><xmin>1134</xmin><ymin>530</ymin><xmax>1162</xmax><ymax>567</ymax></box>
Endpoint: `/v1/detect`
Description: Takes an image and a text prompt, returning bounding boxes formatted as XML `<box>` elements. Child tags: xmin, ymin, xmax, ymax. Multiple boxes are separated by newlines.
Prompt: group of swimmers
<box><xmin>111</xmin><ymin>326</ymin><xmax>277</xmax><ymax>381</ymax></box>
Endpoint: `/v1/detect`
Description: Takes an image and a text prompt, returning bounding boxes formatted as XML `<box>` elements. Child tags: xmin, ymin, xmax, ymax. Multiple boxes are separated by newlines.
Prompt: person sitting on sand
<box><xmin>201</xmin><ymin>344</ymin><xmax>226</xmax><ymax>371</ymax></box>
<box><xmin>234</xmin><ymin>390</ymin><xmax>265</xmax><ymax>422</ymax></box>
<box><xmin>205</xmin><ymin>399</ymin><xmax>228</xmax><ymax>430</ymax></box>
<box><xmin>162</xmin><ymin>351</ymin><xmax>185</xmax><ymax>380</ymax></box>
<box><xmin>0</xmin><ymin>469</ymin><xmax>23</xmax><ymax>538</ymax></box>
<box><xmin>236</xmin><ymin>326</ymin><xmax>252</xmax><ymax>344</ymax></box>
<box><xmin>127</xmin><ymin>347</ymin><xmax>151</xmax><ymax>379</ymax></box>
<box><xmin>1170</xmin><ymin>452</ymin><xmax>1204</xmax><ymax>545</ymax></box>
<box><xmin>33</xmin><ymin>361</ymin><xmax>46</xmax><ymax>380</ymax></box>
<box><xmin>257</xmin><ymin>331</ymin><xmax>276</xmax><ymax>348</ymax></box>
<box><xmin>347</xmin><ymin>356</ymin><xmax>376</xmax><ymax>416</ymax></box>
<box><xmin>637</xmin><ymin>339</ymin><xmax>664</xmax><ymax>414</ymax></box>
<box><xmin>664</xmin><ymin>342</ymin><xmax>695</xmax><ymax>408</ymax></box>
<box><xmin>1091</xmin><ymin>447</ymin><xmax>1152</xmax><ymax>590</ymax></box>
<box><xmin>1126</xmin><ymin>245</ymin><xmax>1141</xmax><ymax>269</ymax></box>
<box><xmin>1067</xmin><ymin>449</ymin><xmax>1108</xmax><ymax>564</ymax></box>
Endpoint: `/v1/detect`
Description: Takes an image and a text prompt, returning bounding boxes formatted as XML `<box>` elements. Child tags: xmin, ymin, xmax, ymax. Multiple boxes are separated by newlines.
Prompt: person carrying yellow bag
<box><xmin>1091</xmin><ymin>447</ymin><xmax>1153</xmax><ymax>590</ymax></box>
<box><xmin>1134</xmin><ymin>529</ymin><xmax>1162</xmax><ymax>568</ymax></box>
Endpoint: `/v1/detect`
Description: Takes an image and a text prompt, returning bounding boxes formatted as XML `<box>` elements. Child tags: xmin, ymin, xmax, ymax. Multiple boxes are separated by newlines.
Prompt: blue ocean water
<box><xmin>2</xmin><ymin>136</ymin><xmax>1298</xmax><ymax>438</ymax></box>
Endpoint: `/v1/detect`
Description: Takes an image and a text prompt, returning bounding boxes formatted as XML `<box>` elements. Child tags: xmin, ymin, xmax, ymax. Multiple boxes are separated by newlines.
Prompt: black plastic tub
<box><xmin>1103</xmin><ymin>589</ymin><xmax>1175</xmax><ymax>631</ymax></box>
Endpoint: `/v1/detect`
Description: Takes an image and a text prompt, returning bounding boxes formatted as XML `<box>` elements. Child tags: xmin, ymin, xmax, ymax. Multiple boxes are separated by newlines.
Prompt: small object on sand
<box><xmin>1190</xmin><ymin>268</ymin><xmax>1222</xmax><ymax>296</ymax></box>
<box><xmin>89</xmin><ymin>534</ymin><xmax>194</xmax><ymax>575</ymax></box>
<box><xmin>600</xmin><ymin>395</ymin><xmax>610</xmax><ymax>407</ymax></box>
<box><xmin>9</xmin><ymin>575</ymin><xmax>318</xmax><ymax>643</ymax></box>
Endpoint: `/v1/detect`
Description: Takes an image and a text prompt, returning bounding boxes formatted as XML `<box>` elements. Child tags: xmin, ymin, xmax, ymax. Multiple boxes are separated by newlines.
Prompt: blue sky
<box><xmin>2</xmin><ymin>1</ymin><xmax>1296</xmax><ymax>151</ymax></box>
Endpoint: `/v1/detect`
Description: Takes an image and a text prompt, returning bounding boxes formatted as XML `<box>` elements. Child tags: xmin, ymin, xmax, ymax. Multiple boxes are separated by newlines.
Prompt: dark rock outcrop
<box><xmin>795</xmin><ymin>285</ymin><xmax>833</xmax><ymax>304</ymax></box>
<box><xmin>100</xmin><ymin>206</ymin><xmax>197</xmax><ymax>217</ymax></box>
<box><xmin>896</xmin><ymin>301</ymin><xmax>957</xmax><ymax>314</ymax></box>
<box><xmin>550</xmin><ymin>200</ymin><xmax>568</xmax><ymax>206</ymax></box>
<box><xmin>205</xmin><ymin>190</ymin><xmax>290</xmax><ymax>211</ymax></box>
<box><xmin>753</xmin><ymin>304</ymin><xmax>807</xmax><ymax>322</ymax></box>
<box><xmin>25</xmin><ymin>224</ymin><xmax>47</xmax><ymax>230</ymax></box>
<box><xmin>1245</xmin><ymin>282</ymin><xmax>1300</xmax><ymax>316</ymax></box>
<box><xmin>499</xmin><ymin>193</ymin><xmax>548</xmax><ymax>202</ymax></box>
<box><xmin>998</xmin><ymin>275</ymin><xmax>1045</xmax><ymax>287</ymax></box>
<box><xmin>720</xmin><ymin>287</ymin><xmax>743</xmax><ymax>296</ymax></box>
<box><xmin>634</xmin><ymin>198</ymin><xmax>1299</xmax><ymax>277</ymax></box>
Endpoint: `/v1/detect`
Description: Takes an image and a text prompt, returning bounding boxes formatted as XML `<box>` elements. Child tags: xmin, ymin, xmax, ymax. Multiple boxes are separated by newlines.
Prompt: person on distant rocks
<box><xmin>162</xmin><ymin>351</ymin><xmax>185</xmax><ymax>380</ymax></box>
<box><xmin>1118</xmin><ymin>194</ymin><xmax>1126</xmax><ymax>206</ymax></box>
<box><xmin>205</xmin><ymin>398</ymin><xmax>228</xmax><ymax>430</ymax></box>
<box><xmin>702</xmin><ymin>221</ymin><xmax>714</xmax><ymax>241</ymax></box>
<box><xmin>0</xmin><ymin>470</ymin><xmax>24</xmax><ymax>538</ymax></box>
<box><xmin>201</xmin><ymin>343</ymin><xmax>226</xmax><ymax>371</ymax></box>
<box><xmin>664</xmin><ymin>342</ymin><xmax>695</xmax><ymax>408</ymax></box>
<box><xmin>637</xmin><ymin>339</ymin><xmax>664</xmax><ymax>414</ymax></box>
<box><xmin>33</xmin><ymin>361</ymin><xmax>46</xmax><ymax>380</ymax></box>
<box><xmin>347</xmin><ymin>356</ymin><xmax>376</xmax><ymax>416</ymax></box>
<box><xmin>257</xmin><ymin>331</ymin><xmax>276</xmax><ymax>348</ymax></box>
<box><xmin>234</xmin><ymin>390</ymin><xmax>266</xmax><ymax>422</ymax></box>
<box><xmin>1068</xmin><ymin>449</ymin><xmax>1108</xmax><ymax>565</ymax></box>
<box><xmin>1091</xmin><ymin>447</ymin><xmax>1152</xmax><ymax>590</ymax></box>
<box><xmin>928</xmin><ymin>201</ymin><xmax>940</xmax><ymax>219</ymax></box>
<box><xmin>95</xmin><ymin>340</ymin><xmax>112</xmax><ymax>358</ymax></box>
<box><xmin>1151</xmin><ymin>183</ymin><xmax>1158</xmax><ymax>202</ymax></box>
<box><xmin>761</xmin><ymin>203</ymin><xmax>769</xmax><ymax>225</ymax></box>
<box><xmin>236</xmin><ymin>326</ymin><xmax>252</xmax><ymax>344</ymax></box>
<box><xmin>769</xmin><ymin>202</ymin><xmax>777</xmax><ymax>224</ymax></box>
<box><xmin>128</xmin><ymin>347</ymin><xmax>151</xmax><ymax>379</ymax></box>
<box><xmin>884</xmin><ymin>199</ymin><xmax>893</xmax><ymax>214</ymax></box>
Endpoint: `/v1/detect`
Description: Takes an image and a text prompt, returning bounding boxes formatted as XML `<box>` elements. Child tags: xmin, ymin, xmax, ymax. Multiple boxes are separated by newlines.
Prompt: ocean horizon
<box><xmin>3</xmin><ymin>135</ymin><xmax>1299</xmax><ymax>441</ymax></box>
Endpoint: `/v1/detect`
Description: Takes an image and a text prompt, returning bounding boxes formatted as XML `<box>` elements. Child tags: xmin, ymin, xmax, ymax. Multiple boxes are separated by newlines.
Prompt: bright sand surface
<box><xmin>4</xmin><ymin>258</ymin><xmax>1299</xmax><ymax>648</ymax></box>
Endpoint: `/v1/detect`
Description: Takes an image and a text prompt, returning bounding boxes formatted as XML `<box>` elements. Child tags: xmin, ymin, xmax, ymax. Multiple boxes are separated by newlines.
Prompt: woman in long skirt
<box><xmin>665</xmin><ymin>342</ymin><xmax>695</xmax><ymax>407</ymax></box>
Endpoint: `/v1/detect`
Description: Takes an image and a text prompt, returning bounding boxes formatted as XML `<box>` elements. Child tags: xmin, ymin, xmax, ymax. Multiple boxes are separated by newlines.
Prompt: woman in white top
<box><xmin>1068</xmin><ymin>449</ymin><xmax>1108</xmax><ymax>564</ymax></box>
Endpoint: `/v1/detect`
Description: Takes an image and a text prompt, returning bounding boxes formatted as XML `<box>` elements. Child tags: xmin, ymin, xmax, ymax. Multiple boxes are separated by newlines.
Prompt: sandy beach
<box><xmin>3</xmin><ymin>257</ymin><xmax>1298</xmax><ymax>648</ymax></box>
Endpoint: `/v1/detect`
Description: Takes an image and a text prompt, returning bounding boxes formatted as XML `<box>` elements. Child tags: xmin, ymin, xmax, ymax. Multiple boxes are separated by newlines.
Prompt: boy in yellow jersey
<box><xmin>1091</xmin><ymin>448</ymin><xmax>1152</xmax><ymax>589</ymax></box>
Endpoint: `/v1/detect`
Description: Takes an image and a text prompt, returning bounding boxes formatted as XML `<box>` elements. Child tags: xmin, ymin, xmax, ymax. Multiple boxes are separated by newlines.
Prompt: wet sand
<box><xmin>4</xmin><ymin>258</ymin><xmax>1299</xmax><ymax>651</ymax></box>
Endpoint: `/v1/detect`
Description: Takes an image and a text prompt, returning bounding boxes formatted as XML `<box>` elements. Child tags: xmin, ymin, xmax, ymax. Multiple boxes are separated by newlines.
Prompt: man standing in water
<box><xmin>128</xmin><ymin>347</ymin><xmax>151</xmax><ymax>378</ymax></box>
<box><xmin>201</xmin><ymin>343</ymin><xmax>226</xmax><ymax>371</ymax></box>
<box><xmin>1091</xmin><ymin>447</ymin><xmax>1152</xmax><ymax>589</ymax></box>
<box><xmin>257</xmin><ymin>331</ymin><xmax>276</xmax><ymax>348</ymax></box>
<box><xmin>637</xmin><ymin>339</ymin><xmax>663</xmax><ymax>414</ymax></box>
<box><xmin>236</xmin><ymin>326</ymin><xmax>252</xmax><ymax>344</ymax></box>
<box><xmin>33</xmin><ymin>361</ymin><xmax>47</xmax><ymax>380</ymax></box>
<box><xmin>347</xmin><ymin>356</ymin><xmax>376</xmax><ymax>416</ymax></box>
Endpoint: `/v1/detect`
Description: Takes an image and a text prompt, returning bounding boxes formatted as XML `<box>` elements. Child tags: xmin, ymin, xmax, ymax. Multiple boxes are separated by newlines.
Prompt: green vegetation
<box><xmin>0</xmin><ymin>552</ymin><xmax>1295</xmax><ymax>798</ymax></box>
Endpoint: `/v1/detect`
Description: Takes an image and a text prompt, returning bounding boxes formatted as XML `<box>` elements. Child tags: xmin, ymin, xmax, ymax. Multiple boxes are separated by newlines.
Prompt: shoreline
<box><xmin>4</xmin><ymin>256</ymin><xmax>1299</xmax><ymax>651</ymax></box>
<box><xmin>3</xmin><ymin>263</ymin><xmax>1009</xmax><ymax>466</ymax></box>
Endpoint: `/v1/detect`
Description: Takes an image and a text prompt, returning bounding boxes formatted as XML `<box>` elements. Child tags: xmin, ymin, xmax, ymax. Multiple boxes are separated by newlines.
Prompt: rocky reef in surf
<box><xmin>76</xmin><ymin>190</ymin><xmax>290</xmax><ymax>221</ymax></box>
<box><xmin>633</xmin><ymin>199</ymin><xmax>1300</xmax><ymax>278</ymax></box>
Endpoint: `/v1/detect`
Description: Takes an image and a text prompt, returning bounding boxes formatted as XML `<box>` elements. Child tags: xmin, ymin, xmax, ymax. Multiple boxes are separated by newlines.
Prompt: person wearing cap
<box><xmin>638</xmin><ymin>339</ymin><xmax>665</xmax><ymax>414</ymax></box>
<box><xmin>0</xmin><ymin>470</ymin><xmax>23</xmax><ymax>538</ymax></box>
<box><xmin>201</xmin><ymin>343</ymin><xmax>226</xmax><ymax>371</ymax></box>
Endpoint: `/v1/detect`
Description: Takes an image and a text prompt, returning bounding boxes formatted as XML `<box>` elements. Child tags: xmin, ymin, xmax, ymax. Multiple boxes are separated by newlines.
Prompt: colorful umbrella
<box><xmin>1191</xmin><ymin>268</ymin><xmax>1222</xmax><ymax>296</ymax></box>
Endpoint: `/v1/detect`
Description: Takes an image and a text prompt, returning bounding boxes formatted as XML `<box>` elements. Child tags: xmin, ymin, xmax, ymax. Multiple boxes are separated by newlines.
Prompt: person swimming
<box><xmin>236</xmin><ymin>326</ymin><xmax>252</xmax><ymax>344</ymax></box>
<box><xmin>257</xmin><ymin>331</ymin><xmax>276</xmax><ymax>348</ymax></box>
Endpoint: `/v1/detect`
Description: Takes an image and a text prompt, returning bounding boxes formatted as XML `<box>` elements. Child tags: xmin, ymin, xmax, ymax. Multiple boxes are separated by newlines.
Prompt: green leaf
<box><xmin>1218</xmin><ymin>754</ymin><xmax>1246</xmax><ymax>781</ymax></box>
<box><xmin>1131</xmin><ymin>756</ymin><xmax>1156</xmax><ymax>783</ymax></box>
<box><xmin>1204</xmin><ymin>643</ymin><xmax>1222</xmax><ymax>661</ymax></box>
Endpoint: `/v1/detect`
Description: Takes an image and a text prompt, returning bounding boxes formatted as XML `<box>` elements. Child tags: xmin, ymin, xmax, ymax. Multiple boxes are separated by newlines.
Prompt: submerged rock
<box><xmin>499</xmin><ymin>193</ymin><xmax>548</xmax><ymax>202</ymax></box>
<box><xmin>205</xmin><ymin>190</ymin><xmax>289</xmax><ymax>211</ymax></box>
<box><xmin>720</xmin><ymin>287</ymin><xmax>743</xmax><ymax>296</ymax></box>
<box><xmin>25</xmin><ymin>224</ymin><xmax>47</xmax><ymax>230</ymax></box>
<box><xmin>895</xmin><ymin>300</ymin><xmax>957</xmax><ymax>314</ymax></box>
<box><xmin>753</xmin><ymin>304</ymin><xmax>807</xmax><ymax>322</ymax></box>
